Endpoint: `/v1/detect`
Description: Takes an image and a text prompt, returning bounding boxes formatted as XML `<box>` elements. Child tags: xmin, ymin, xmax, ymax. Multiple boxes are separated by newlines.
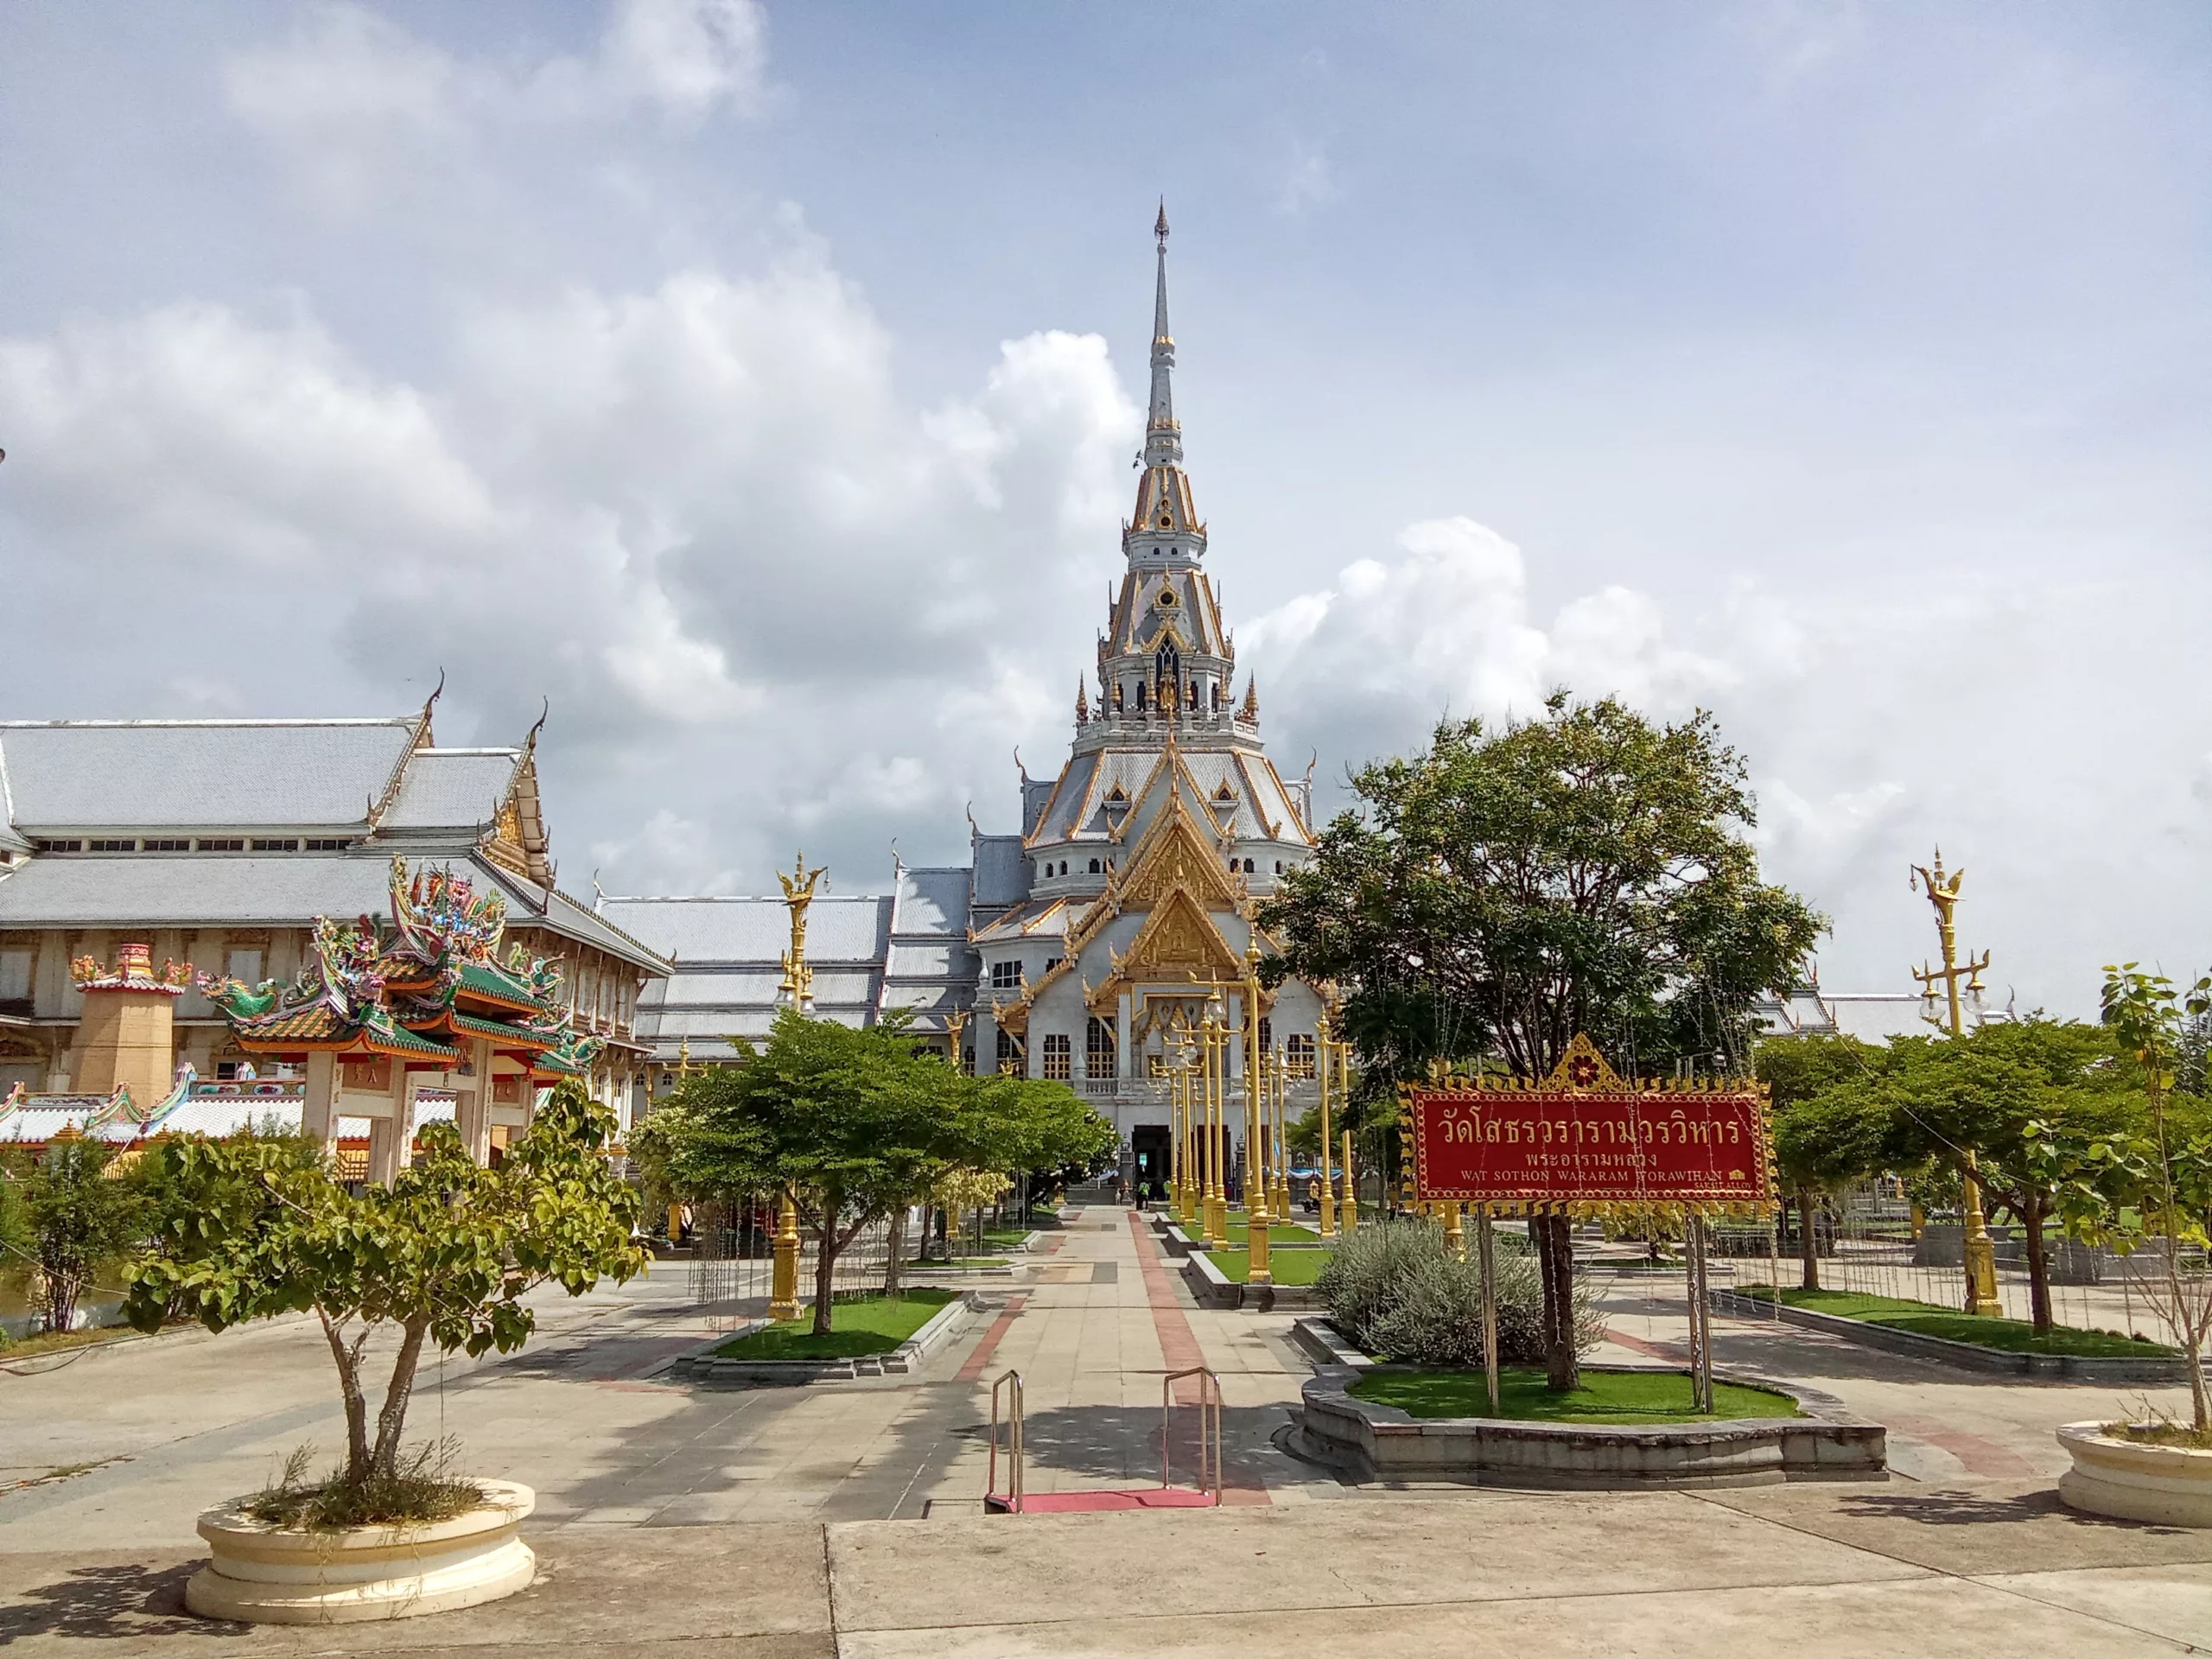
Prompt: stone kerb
<box><xmin>671</xmin><ymin>1292</ymin><xmax>983</xmax><ymax>1387</ymax></box>
<box><xmin>1710</xmin><ymin>1287</ymin><xmax>2192</xmax><ymax>1384</ymax></box>
<box><xmin>1287</xmin><ymin>1321</ymin><xmax>1885</xmax><ymax>1490</ymax></box>
<box><xmin>1179</xmin><ymin>1246</ymin><xmax>1323</xmax><ymax>1311</ymax></box>
<box><xmin>187</xmin><ymin>1480</ymin><xmax>537</xmax><ymax>1624</ymax></box>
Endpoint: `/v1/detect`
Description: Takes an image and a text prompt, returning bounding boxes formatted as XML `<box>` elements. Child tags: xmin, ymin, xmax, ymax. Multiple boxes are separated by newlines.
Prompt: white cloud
<box><xmin>224</xmin><ymin>0</ymin><xmax>771</xmax><ymax>210</ymax></box>
<box><xmin>1240</xmin><ymin>514</ymin><xmax>2212</xmax><ymax>1010</ymax></box>
<box><xmin>1274</xmin><ymin>138</ymin><xmax>1341</xmax><ymax>216</ymax></box>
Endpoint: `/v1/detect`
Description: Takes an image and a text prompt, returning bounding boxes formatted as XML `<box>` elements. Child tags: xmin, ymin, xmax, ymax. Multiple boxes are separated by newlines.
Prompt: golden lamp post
<box><xmin>1270</xmin><ymin>1047</ymin><xmax>1292</xmax><ymax>1223</ymax></box>
<box><xmin>1172</xmin><ymin>1030</ymin><xmax>1196</xmax><ymax>1226</ymax></box>
<box><xmin>1203</xmin><ymin>998</ymin><xmax>1229</xmax><ymax>1248</ymax></box>
<box><xmin>1314</xmin><ymin>1012</ymin><xmax>1338</xmax><ymax>1238</ymax></box>
<box><xmin>1241</xmin><ymin>941</ymin><xmax>1273</xmax><ymax>1287</ymax></box>
<box><xmin>767</xmin><ymin>853</ymin><xmax>827</xmax><ymax>1324</ymax></box>
<box><xmin>1912</xmin><ymin>850</ymin><xmax>2003</xmax><ymax>1316</ymax></box>
<box><xmin>1341</xmin><ymin>1126</ymin><xmax>1357</xmax><ymax>1232</ymax></box>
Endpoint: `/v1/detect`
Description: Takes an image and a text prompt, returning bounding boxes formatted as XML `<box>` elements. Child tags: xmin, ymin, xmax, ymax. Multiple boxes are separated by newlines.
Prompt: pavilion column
<box><xmin>455</xmin><ymin>1037</ymin><xmax>495</xmax><ymax>1164</ymax></box>
<box><xmin>365</xmin><ymin>1063</ymin><xmax>408</xmax><ymax>1185</ymax></box>
<box><xmin>1116</xmin><ymin>992</ymin><xmax>1134</xmax><ymax>1081</ymax></box>
<box><xmin>302</xmin><ymin>1050</ymin><xmax>339</xmax><ymax>1152</ymax></box>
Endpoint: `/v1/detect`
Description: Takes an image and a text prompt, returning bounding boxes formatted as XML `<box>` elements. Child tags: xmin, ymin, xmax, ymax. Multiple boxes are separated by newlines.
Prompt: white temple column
<box><xmin>455</xmin><ymin>1037</ymin><xmax>495</xmax><ymax>1164</ymax></box>
<box><xmin>302</xmin><ymin>1050</ymin><xmax>339</xmax><ymax>1151</ymax></box>
<box><xmin>1116</xmin><ymin>991</ymin><xmax>1134</xmax><ymax>1081</ymax></box>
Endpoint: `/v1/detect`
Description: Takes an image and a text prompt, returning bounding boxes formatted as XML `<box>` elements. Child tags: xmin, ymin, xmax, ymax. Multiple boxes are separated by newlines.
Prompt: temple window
<box><xmin>990</xmin><ymin>960</ymin><xmax>1021</xmax><ymax>990</ymax></box>
<box><xmin>1286</xmin><ymin>1033</ymin><xmax>1316</xmax><ymax>1078</ymax></box>
<box><xmin>1227</xmin><ymin>855</ymin><xmax>1237</xmax><ymax>872</ymax></box>
<box><xmin>1088</xmin><ymin>858</ymin><xmax>1100</xmax><ymax>874</ymax></box>
<box><xmin>1258</xmin><ymin>1017</ymin><xmax>1274</xmax><ymax>1052</ymax></box>
<box><xmin>1087</xmin><ymin>1016</ymin><xmax>1116</xmax><ymax>1078</ymax></box>
<box><xmin>1244</xmin><ymin>858</ymin><xmax>1255</xmax><ymax>874</ymax></box>
<box><xmin>1135</xmin><ymin>683</ymin><xmax>1147</xmax><ymax>711</ymax></box>
<box><xmin>251</xmin><ymin>838</ymin><xmax>300</xmax><ymax>853</ymax></box>
<box><xmin>1042</xmin><ymin>1033</ymin><xmax>1072</xmax><ymax>1081</ymax></box>
<box><xmin>995</xmin><ymin>1028</ymin><xmax>1021</xmax><ymax>1068</ymax></box>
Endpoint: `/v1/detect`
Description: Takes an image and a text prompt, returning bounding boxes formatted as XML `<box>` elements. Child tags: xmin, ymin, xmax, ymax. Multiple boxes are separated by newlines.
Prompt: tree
<box><xmin>125</xmin><ymin>1082</ymin><xmax>644</xmax><ymax>1491</ymax></box>
<box><xmin>1262</xmin><ymin>695</ymin><xmax>1824</xmax><ymax>1389</ymax></box>
<box><xmin>1873</xmin><ymin>1021</ymin><xmax>2140</xmax><ymax>1334</ymax></box>
<box><xmin>2048</xmin><ymin>966</ymin><xmax>2212</xmax><ymax>1430</ymax></box>
<box><xmin>661</xmin><ymin>1010</ymin><xmax>1109</xmax><ymax>1336</ymax></box>
<box><xmin>0</xmin><ymin>1136</ymin><xmax>153</xmax><ymax>1334</ymax></box>
<box><xmin>1761</xmin><ymin>1035</ymin><xmax>1888</xmax><ymax>1291</ymax></box>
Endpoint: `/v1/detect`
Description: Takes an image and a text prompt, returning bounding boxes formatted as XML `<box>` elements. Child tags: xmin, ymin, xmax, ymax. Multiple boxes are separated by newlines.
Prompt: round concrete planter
<box><xmin>186</xmin><ymin>1479</ymin><xmax>537</xmax><ymax>1624</ymax></box>
<box><xmin>2056</xmin><ymin>1423</ymin><xmax>2212</xmax><ymax>1528</ymax></box>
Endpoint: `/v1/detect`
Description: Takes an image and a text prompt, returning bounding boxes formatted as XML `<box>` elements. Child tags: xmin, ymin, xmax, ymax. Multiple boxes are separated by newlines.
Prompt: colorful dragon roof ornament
<box><xmin>198</xmin><ymin>857</ymin><xmax>601</xmax><ymax>1078</ymax></box>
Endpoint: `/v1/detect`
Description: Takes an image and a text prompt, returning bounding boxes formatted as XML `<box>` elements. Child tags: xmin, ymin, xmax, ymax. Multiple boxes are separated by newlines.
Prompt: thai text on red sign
<box><xmin>1406</xmin><ymin>1087</ymin><xmax>1770</xmax><ymax>1205</ymax></box>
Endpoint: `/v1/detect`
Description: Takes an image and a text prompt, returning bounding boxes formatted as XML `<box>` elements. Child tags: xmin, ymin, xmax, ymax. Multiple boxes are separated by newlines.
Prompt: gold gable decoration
<box><xmin>1119</xmin><ymin>794</ymin><xmax>1243</xmax><ymax>911</ymax></box>
<box><xmin>1116</xmin><ymin>887</ymin><xmax>1243</xmax><ymax>986</ymax></box>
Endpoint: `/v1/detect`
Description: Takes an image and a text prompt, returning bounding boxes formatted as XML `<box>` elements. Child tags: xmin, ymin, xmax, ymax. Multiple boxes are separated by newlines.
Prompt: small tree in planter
<box><xmin>2045</xmin><ymin>967</ymin><xmax>2212</xmax><ymax>1435</ymax></box>
<box><xmin>124</xmin><ymin>1082</ymin><xmax>645</xmax><ymax>1511</ymax></box>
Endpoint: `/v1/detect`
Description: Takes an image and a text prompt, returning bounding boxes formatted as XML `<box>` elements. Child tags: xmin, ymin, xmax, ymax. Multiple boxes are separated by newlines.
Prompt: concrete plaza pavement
<box><xmin>2</xmin><ymin>1205</ymin><xmax>2209</xmax><ymax>1653</ymax></box>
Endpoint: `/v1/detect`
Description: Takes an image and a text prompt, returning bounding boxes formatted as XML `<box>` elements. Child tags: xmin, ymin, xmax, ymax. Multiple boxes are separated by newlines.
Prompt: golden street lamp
<box><xmin>1242</xmin><ymin>942</ymin><xmax>1273</xmax><ymax>1287</ymax></box>
<box><xmin>1203</xmin><ymin>993</ymin><xmax>1228</xmax><ymax>1248</ymax></box>
<box><xmin>1314</xmin><ymin>1012</ymin><xmax>1338</xmax><ymax>1238</ymax></box>
<box><xmin>1913</xmin><ymin>849</ymin><xmax>2003</xmax><ymax>1317</ymax></box>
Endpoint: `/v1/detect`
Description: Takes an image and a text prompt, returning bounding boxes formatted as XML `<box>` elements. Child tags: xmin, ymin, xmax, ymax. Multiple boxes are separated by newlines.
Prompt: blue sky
<box><xmin>2</xmin><ymin>2</ymin><xmax>2208</xmax><ymax>1013</ymax></box>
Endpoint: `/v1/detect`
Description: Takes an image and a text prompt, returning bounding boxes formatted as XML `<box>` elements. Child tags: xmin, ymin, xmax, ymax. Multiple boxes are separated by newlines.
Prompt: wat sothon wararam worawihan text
<box><xmin>0</xmin><ymin>216</ymin><xmax>1328</xmax><ymax>1183</ymax></box>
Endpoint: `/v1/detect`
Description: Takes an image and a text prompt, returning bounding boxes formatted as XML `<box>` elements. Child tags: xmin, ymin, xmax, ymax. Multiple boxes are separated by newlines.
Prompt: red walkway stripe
<box><xmin>957</xmin><ymin>1292</ymin><xmax>1029</xmax><ymax>1382</ymax></box>
<box><xmin>1127</xmin><ymin>1209</ymin><xmax>1270</xmax><ymax>1506</ymax></box>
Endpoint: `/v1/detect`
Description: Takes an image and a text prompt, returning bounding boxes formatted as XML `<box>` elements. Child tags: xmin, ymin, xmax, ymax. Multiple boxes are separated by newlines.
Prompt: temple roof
<box><xmin>379</xmin><ymin>749</ymin><xmax>522</xmax><ymax>830</ymax></box>
<box><xmin>0</xmin><ymin>848</ymin><xmax>666</xmax><ymax>975</ymax></box>
<box><xmin>0</xmin><ymin>719</ymin><xmax>417</xmax><ymax>832</ymax></box>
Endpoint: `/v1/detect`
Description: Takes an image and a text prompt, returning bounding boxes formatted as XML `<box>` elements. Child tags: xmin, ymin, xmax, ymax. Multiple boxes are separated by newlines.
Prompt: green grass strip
<box><xmin>711</xmin><ymin>1288</ymin><xmax>957</xmax><ymax>1361</ymax></box>
<box><xmin>1353</xmin><ymin>1366</ymin><xmax>1800</xmax><ymax>1424</ymax></box>
<box><xmin>1732</xmin><ymin>1284</ymin><xmax>2177</xmax><ymax>1358</ymax></box>
<box><xmin>1202</xmin><ymin>1247</ymin><xmax>1334</xmax><ymax>1286</ymax></box>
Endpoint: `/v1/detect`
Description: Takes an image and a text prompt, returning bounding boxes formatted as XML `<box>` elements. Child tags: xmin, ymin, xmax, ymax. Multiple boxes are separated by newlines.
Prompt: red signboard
<box><xmin>1406</xmin><ymin>1084</ymin><xmax>1771</xmax><ymax>1205</ymax></box>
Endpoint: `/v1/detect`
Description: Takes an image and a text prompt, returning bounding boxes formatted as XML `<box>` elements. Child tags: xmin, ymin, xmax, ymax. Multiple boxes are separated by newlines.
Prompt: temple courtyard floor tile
<box><xmin>3</xmin><ymin>1208</ymin><xmax>2209</xmax><ymax>1650</ymax></box>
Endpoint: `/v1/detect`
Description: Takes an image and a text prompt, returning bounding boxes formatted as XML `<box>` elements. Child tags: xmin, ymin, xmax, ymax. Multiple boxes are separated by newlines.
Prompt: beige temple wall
<box><xmin>72</xmin><ymin>982</ymin><xmax>179</xmax><ymax>1109</ymax></box>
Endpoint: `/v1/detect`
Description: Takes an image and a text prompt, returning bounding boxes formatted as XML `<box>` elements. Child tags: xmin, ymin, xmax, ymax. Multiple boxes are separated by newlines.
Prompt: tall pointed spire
<box><xmin>1146</xmin><ymin>201</ymin><xmax>1180</xmax><ymax>466</ymax></box>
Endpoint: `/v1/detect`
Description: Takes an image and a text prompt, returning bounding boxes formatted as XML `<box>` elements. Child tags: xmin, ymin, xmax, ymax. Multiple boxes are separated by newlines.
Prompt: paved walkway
<box><xmin>3</xmin><ymin>1206</ymin><xmax>2210</xmax><ymax>1652</ymax></box>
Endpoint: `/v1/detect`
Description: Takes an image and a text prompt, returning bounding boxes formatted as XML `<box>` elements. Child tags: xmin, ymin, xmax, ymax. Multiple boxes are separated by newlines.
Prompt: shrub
<box><xmin>1316</xmin><ymin>1218</ymin><xmax>1600</xmax><ymax>1366</ymax></box>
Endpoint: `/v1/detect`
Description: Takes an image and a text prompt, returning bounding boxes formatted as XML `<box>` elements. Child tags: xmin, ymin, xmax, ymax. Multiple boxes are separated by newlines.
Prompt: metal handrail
<box><xmin>1160</xmin><ymin>1366</ymin><xmax>1223</xmax><ymax>1504</ymax></box>
<box><xmin>988</xmin><ymin>1369</ymin><xmax>1024</xmax><ymax>1512</ymax></box>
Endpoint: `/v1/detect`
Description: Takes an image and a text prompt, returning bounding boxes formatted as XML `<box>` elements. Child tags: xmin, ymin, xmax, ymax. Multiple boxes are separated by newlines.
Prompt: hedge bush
<box><xmin>1316</xmin><ymin>1218</ymin><xmax>1601</xmax><ymax>1366</ymax></box>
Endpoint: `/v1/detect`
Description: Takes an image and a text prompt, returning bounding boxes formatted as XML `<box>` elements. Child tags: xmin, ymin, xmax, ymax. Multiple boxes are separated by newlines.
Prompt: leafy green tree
<box><xmin>1859</xmin><ymin>1023</ymin><xmax>2133</xmax><ymax>1333</ymax></box>
<box><xmin>1</xmin><ymin>1138</ymin><xmax>153</xmax><ymax>1334</ymax></box>
<box><xmin>125</xmin><ymin>1083</ymin><xmax>644</xmax><ymax>1488</ymax></box>
<box><xmin>1262</xmin><ymin>694</ymin><xmax>1823</xmax><ymax>1389</ymax></box>
<box><xmin>2047</xmin><ymin>966</ymin><xmax>2212</xmax><ymax>1428</ymax></box>
<box><xmin>1761</xmin><ymin>1035</ymin><xmax>1888</xmax><ymax>1291</ymax></box>
<box><xmin>661</xmin><ymin>1010</ymin><xmax>1107</xmax><ymax>1334</ymax></box>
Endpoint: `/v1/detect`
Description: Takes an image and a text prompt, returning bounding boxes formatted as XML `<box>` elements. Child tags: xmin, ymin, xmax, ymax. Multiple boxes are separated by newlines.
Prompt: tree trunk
<box><xmin>1797</xmin><ymin>1184</ymin><xmax>1821</xmax><ymax>1292</ymax></box>
<box><xmin>883</xmin><ymin>1205</ymin><xmax>906</xmax><ymax>1296</ymax></box>
<box><xmin>41</xmin><ymin>1260</ymin><xmax>81</xmax><ymax>1335</ymax></box>
<box><xmin>317</xmin><ymin>1308</ymin><xmax>374</xmax><ymax>1483</ymax></box>
<box><xmin>371</xmin><ymin>1314</ymin><xmax>433</xmax><ymax>1477</ymax></box>
<box><xmin>810</xmin><ymin>1187</ymin><xmax>841</xmax><ymax>1337</ymax></box>
<box><xmin>1535</xmin><ymin>1212</ymin><xmax>1580</xmax><ymax>1392</ymax></box>
<box><xmin>2021</xmin><ymin>1192</ymin><xmax>2053</xmax><ymax>1336</ymax></box>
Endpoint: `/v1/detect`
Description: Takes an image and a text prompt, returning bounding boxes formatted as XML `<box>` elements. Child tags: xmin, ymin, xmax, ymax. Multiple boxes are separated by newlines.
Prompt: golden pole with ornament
<box><xmin>1315</xmin><ymin>1012</ymin><xmax>1338</xmax><ymax>1238</ymax></box>
<box><xmin>1911</xmin><ymin>850</ymin><xmax>2002</xmax><ymax>1317</ymax></box>
<box><xmin>768</xmin><ymin>851</ymin><xmax>827</xmax><ymax>1325</ymax></box>
<box><xmin>1204</xmin><ymin>995</ymin><xmax>1228</xmax><ymax>1248</ymax></box>
<box><xmin>1242</xmin><ymin>942</ymin><xmax>1273</xmax><ymax>1287</ymax></box>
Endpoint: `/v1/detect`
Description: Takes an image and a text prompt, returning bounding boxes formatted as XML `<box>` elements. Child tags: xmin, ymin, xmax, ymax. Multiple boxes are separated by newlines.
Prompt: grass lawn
<box><xmin>1732</xmin><ymin>1285</ymin><xmax>2177</xmax><ymax>1358</ymax></box>
<box><xmin>0</xmin><ymin>1325</ymin><xmax>147</xmax><ymax>1361</ymax></box>
<box><xmin>1353</xmin><ymin>1366</ymin><xmax>1800</xmax><ymax>1424</ymax></box>
<box><xmin>711</xmin><ymin>1289</ymin><xmax>957</xmax><ymax>1361</ymax></box>
<box><xmin>1202</xmin><ymin>1247</ymin><xmax>1333</xmax><ymax>1286</ymax></box>
<box><xmin>1214</xmin><ymin>1211</ymin><xmax>1322</xmax><ymax>1244</ymax></box>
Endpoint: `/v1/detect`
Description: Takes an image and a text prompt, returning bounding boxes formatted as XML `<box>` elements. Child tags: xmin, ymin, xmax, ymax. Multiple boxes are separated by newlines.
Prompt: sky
<box><xmin>2</xmin><ymin>2</ymin><xmax>2208</xmax><ymax>1015</ymax></box>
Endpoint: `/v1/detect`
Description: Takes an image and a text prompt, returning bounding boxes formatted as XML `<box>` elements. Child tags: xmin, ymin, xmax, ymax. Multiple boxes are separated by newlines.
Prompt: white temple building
<box><xmin>602</xmin><ymin>210</ymin><xmax>1331</xmax><ymax>1180</ymax></box>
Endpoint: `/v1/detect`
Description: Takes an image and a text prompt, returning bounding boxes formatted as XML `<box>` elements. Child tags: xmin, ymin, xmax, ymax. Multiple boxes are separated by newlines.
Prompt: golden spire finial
<box><xmin>777</xmin><ymin>852</ymin><xmax>829</xmax><ymax>1011</ymax></box>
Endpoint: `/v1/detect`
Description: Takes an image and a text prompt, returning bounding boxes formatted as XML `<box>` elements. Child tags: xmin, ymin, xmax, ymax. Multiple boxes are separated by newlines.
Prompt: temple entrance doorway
<box><xmin>1129</xmin><ymin>1124</ymin><xmax>1172</xmax><ymax>1202</ymax></box>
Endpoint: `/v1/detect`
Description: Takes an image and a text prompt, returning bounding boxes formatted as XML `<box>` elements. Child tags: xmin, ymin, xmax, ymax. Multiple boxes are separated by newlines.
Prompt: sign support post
<box><xmin>1476</xmin><ymin>1203</ymin><xmax>1501</xmax><ymax>1416</ymax></box>
<box><xmin>1686</xmin><ymin>1209</ymin><xmax>1713</xmax><ymax>1414</ymax></box>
